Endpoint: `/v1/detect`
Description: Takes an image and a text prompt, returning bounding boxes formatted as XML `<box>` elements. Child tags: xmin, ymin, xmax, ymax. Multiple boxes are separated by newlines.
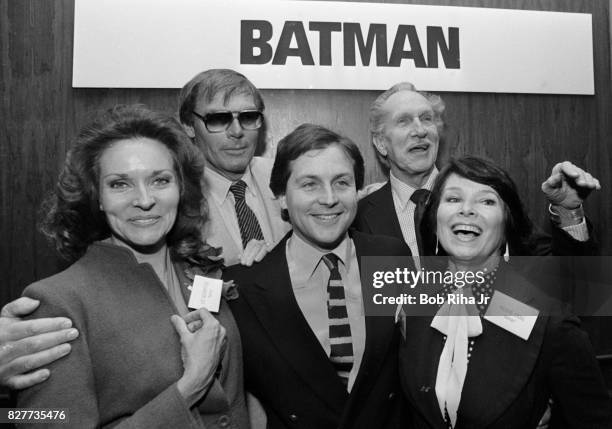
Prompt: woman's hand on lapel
<box><xmin>171</xmin><ymin>308</ymin><xmax>227</xmax><ymax>407</ymax></box>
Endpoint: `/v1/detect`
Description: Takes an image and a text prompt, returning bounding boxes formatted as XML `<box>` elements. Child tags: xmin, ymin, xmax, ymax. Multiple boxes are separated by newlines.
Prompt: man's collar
<box><xmin>203</xmin><ymin>163</ymin><xmax>256</xmax><ymax>204</ymax></box>
<box><xmin>287</xmin><ymin>232</ymin><xmax>353</xmax><ymax>279</ymax></box>
<box><xmin>389</xmin><ymin>167</ymin><xmax>438</xmax><ymax>209</ymax></box>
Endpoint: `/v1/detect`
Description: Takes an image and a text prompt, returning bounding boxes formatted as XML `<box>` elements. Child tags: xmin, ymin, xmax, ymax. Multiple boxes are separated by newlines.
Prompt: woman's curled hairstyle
<box><xmin>41</xmin><ymin>104</ymin><xmax>215</xmax><ymax>264</ymax></box>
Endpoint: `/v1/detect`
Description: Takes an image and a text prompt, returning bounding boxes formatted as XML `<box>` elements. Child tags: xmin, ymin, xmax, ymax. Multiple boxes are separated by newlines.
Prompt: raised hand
<box><xmin>542</xmin><ymin>161</ymin><xmax>601</xmax><ymax>209</ymax></box>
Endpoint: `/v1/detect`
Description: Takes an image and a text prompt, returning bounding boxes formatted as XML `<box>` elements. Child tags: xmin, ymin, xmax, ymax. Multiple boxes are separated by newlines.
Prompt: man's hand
<box><xmin>0</xmin><ymin>297</ymin><xmax>78</xmax><ymax>390</ymax></box>
<box><xmin>541</xmin><ymin>161</ymin><xmax>601</xmax><ymax>209</ymax></box>
<box><xmin>240</xmin><ymin>239</ymin><xmax>271</xmax><ymax>267</ymax></box>
<box><xmin>357</xmin><ymin>182</ymin><xmax>385</xmax><ymax>200</ymax></box>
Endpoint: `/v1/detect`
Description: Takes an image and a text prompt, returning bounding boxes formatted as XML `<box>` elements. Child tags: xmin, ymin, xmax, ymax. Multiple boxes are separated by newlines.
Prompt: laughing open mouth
<box><xmin>408</xmin><ymin>143</ymin><xmax>430</xmax><ymax>153</ymax></box>
<box><xmin>451</xmin><ymin>224</ymin><xmax>482</xmax><ymax>239</ymax></box>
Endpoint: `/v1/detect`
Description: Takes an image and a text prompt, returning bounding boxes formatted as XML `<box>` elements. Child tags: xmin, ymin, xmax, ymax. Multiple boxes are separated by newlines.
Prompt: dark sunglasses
<box><xmin>192</xmin><ymin>110</ymin><xmax>264</xmax><ymax>133</ymax></box>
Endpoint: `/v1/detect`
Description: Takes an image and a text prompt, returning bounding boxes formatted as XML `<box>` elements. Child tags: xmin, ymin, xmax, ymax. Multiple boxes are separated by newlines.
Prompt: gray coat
<box><xmin>18</xmin><ymin>242</ymin><xmax>248</xmax><ymax>429</ymax></box>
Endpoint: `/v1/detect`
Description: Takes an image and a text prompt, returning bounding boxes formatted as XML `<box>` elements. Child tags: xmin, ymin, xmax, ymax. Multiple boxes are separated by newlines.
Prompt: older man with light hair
<box><xmin>354</xmin><ymin>81</ymin><xmax>600</xmax><ymax>262</ymax></box>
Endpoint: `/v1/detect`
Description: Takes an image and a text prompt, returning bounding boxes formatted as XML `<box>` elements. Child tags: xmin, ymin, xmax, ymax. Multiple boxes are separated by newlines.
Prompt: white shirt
<box><xmin>202</xmin><ymin>157</ymin><xmax>290</xmax><ymax>266</ymax></box>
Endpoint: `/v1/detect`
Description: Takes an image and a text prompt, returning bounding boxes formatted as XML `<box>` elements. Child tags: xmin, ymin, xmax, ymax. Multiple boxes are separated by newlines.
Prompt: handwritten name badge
<box><xmin>483</xmin><ymin>291</ymin><xmax>539</xmax><ymax>340</ymax></box>
<box><xmin>187</xmin><ymin>275</ymin><xmax>223</xmax><ymax>313</ymax></box>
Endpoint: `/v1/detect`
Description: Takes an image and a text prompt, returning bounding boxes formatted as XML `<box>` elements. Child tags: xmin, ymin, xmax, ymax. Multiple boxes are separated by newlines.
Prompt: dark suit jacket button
<box><xmin>289</xmin><ymin>414</ymin><xmax>298</xmax><ymax>422</ymax></box>
<box><xmin>388</xmin><ymin>392</ymin><xmax>395</xmax><ymax>400</ymax></box>
<box><xmin>217</xmin><ymin>415</ymin><xmax>230</xmax><ymax>427</ymax></box>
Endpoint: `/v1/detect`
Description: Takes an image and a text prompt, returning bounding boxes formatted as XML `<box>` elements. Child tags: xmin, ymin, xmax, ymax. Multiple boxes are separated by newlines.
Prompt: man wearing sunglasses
<box><xmin>179</xmin><ymin>68</ymin><xmax>290</xmax><ymax>267</ymax></box>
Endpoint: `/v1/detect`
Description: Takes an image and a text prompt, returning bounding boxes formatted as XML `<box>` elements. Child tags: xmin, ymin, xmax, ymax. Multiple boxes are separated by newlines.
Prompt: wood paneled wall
<box><xmin>1</xmin><ymin>0</ymin><xmax>610</xmax><ymax>354</ymax></box>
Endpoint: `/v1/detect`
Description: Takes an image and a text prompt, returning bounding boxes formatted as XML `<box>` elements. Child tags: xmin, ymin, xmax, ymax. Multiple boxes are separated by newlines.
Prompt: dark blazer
<box><xmin>354</xmin><ymin>182</ymin><xmax>403</xmax><ymax>243</ymax></box>
<box><xmin>353</xmin><ymin>180</ymin><xmax>598</xmax><ymax>257</ymax></box>
<box><xmin>399</xmin><ymin>263</ymin><xmax>611</xmax><ymax>429</ymax></box>
<box><xmin>224</xmin><ymin>230</ymin><xmax>412</xmax><ymax>429</ymax></box>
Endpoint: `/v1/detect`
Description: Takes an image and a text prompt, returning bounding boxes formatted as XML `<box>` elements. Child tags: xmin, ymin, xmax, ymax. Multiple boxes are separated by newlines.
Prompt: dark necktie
<box><xmin>229</xmin><ymin>180</ymin><xmax>264</xmax><ymax>248</ymax></box>
<box><xmin>321</xmin><ymin>253</ymin><xmax>354</xmax><ymax>387</ymax></box>
<box><xmin>410</xmin><ymin>188</ymin><xmax>431</xmax><ymax>255</ymax></box>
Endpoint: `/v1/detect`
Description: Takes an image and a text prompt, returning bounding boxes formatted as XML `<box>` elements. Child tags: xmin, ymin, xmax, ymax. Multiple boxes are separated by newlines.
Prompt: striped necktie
<box><xmin>230</xmin><ymin>180</ymin><xmax>264</xmax><ymax>248</ymax></box>
<box><xmin>322</xmin><ymin>253</ymin><xmax>354</xmax><ymax>387</ymax></box>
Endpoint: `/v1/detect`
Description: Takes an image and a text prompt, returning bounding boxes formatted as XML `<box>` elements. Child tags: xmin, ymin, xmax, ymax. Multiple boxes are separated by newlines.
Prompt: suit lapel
<box><xmin>239</xmin><ymin>234</ymin><xmax>349</xmax><ymax>411</ymax></box>
<box><xmin>457</xmin><ymin>265</ymin><xmax>547</xmax><ymax>427</ymax></box>
<box><xmin>402</xmin><ymin>316</ymin><xmax>448</xmax><ymax>428</ymax></box>
<box><xmin>402</xmin><ymin>264</ymin><xmax>548</xmax><ymax>428</ymax></box>
<box><xmin>345</xmin><ymin>232</ymin><xmax>400</xmax><ymax>405</ymax></box>
<box><xmin>362</xmin><ymin>182</ymin><xmax>404</xmax><ymax>239</ymax></box>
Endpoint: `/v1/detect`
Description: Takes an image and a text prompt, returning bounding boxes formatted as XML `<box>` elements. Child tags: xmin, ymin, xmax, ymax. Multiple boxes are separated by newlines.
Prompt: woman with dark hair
<box><xmin>422</xmin><ymin>156</ymin><xmax>537</xmax><ymax>257</ymax></box>
<box><xmin>18</xmin><ymin>105</ymin><xmax>250</xmax><ymax>428</ymax></box>
<box><xmin>400</xmin><ymin>156</ymin><xmax>610</xmax><ymax>428</ymax></box>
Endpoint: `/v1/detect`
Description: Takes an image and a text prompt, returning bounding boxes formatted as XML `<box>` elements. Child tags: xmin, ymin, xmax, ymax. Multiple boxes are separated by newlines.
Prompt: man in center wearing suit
<box><xmin>224</xmin><ymin>123</ymin><xmax>412</xmax><ymax>429</ymax></box>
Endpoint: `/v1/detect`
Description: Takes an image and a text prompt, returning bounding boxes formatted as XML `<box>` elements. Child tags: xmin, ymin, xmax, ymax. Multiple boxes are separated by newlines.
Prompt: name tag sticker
<box><xmin>188</xmin><ymin>275</ymin><xmax>223</xmax><ymax>313</ymax></box>
<box><xmin>483</xmin><ymin>291</ymin><xmax>539</xmax><ymax>340</ymax></box>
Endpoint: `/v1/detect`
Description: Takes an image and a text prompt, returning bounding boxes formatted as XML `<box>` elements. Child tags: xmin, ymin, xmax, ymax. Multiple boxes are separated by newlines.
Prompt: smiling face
<box><xmin>99</xmin><ymin>138</ymin><xmax>180</xmax><ymax>253</ymax></box>
<box><xmin>186</xmin><ymin>91</ymin><xmax>259</xmax><ymax>181</ymax></box>
<box><xmin>436</xmin><ymin>174</ymin><xmax>506</xmax><ymax>270</ymax></box>
<box><xmin>280</xmin><ymin>145</ymin><xmax>358</xmax><ymax>252</ymax></box>
<box><xmin>375</xmin><ymin>91</ymin><xmax>439</xmax><ymax>187</ymax></box>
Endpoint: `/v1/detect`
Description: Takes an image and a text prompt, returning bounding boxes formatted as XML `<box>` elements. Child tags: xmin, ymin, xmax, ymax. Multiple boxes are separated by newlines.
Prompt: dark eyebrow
<box><xmin>443</xmin><ymin>186</ymin><xmax>499</xmax><ymax>198</ymax></box>
<box><xmin>152</xmin><ymin>169</ymin><xmax>174</xmax><ymax>176</ymax></box>
<box><xmin>294</xmin><ymin>174</ymin><xmax>320</xmax><ymax>181</ymax></box>
<box><xmin>102</xmin><ymin>173</ymin><xmax>129</xmax><ymax>180</ymax></box>
<box><xmin>477</xmin><ymin>190</ymin><xmax>499</xmax><ymax>197</ymax></box>
<box><xmin>333</xmin><ymin>173</ymin><xmax>354</xmax><ymax>181</ymax></box>
<box><xmin>394</xmin><ymin>112</ymin><xmax>414</xmax><ymax>120</ymax></box>
<box><xmin>101</xmin><ymin>169</ymin><xmax>174</xmax><ymax>180</ymax></box>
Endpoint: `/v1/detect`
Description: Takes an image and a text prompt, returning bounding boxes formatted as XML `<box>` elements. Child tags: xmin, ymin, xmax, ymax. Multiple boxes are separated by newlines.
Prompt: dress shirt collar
<box><xmin>203</xmin><ymin>163</ymin><xmax>257</xmax><ymax>205</ymax></box>
<box><xmin>389</xmin><ymin>167</ymin><xmax>439</xmax><ymax>210</ymax></box>
<box><xmin>286</xmin><ymin>232</ymin><xmax>354</xmax><ymax>286</ymax></box>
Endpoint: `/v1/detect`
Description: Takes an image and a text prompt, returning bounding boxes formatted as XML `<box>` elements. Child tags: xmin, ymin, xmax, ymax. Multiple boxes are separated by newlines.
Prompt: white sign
<box><xmin>73</xmin><ymin>0</ymin><xmax>594</xmax><ymax>94</ymax></box>
<box><xmin>187</xmin><ymin>275</ymin><xmax>223</xmax><ymax>313</ymax></box>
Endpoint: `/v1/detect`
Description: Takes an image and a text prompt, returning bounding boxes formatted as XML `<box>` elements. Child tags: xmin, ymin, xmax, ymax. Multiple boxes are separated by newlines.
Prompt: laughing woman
<box><xmin>17</xmin><ymin>105</ymin><xmax>250</xmax><ymax>428</ymax></box>
<box><xmin>399</xmin><ymin>156</ymin><xmax>611</xmax><ymax>428</ymax></box>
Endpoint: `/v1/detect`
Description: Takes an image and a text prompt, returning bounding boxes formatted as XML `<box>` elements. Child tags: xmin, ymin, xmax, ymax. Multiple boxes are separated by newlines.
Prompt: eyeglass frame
<box><xmin>191</xmin><ymin>109</ymin><xmax>264</xmax><ymax>133</ymax></box>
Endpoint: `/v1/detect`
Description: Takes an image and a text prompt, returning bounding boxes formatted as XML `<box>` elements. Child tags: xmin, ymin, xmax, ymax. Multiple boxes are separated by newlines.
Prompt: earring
<box><xmin>503</xmin><ymin>242</ymin><xmax>510</xmax><ymax>262</ymax></box>
<box><xmin>435</xmin><ymin>237</ymin><xmax>439</xmax><ymax>255</ymax></box>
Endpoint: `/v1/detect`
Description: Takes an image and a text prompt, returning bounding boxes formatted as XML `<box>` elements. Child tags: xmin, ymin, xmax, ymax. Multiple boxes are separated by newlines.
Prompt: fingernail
<box><xmin>40</xmin><ymin>370</ymin><xmax>50</xmax><ymax>380</ymax></box>
<box><xmin>59</xmin><ymin>344</ymin><xmax>71</xmax><ymax>355</ymax></box>
<box><xmin>67</xmin><ymin>329</ymin><xmax>78</xmax><ymax>339</ymax></box>
<box><xmin>61</xmin><ymin>319</ymin><xmax>72</xmax><ymax>329</ymax></box>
